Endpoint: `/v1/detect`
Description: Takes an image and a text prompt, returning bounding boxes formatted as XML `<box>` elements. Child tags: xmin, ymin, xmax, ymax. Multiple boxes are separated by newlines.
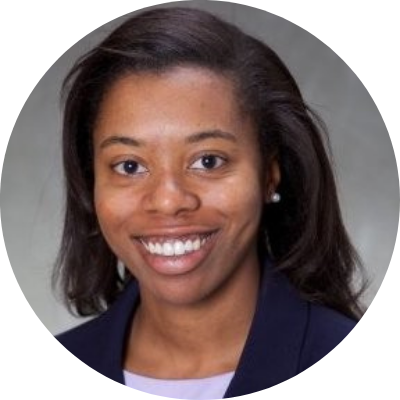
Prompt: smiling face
<box><xmin>93</xmin><ymin>66</ymin><xmax>277</xmax><ymax>307</ymax></box>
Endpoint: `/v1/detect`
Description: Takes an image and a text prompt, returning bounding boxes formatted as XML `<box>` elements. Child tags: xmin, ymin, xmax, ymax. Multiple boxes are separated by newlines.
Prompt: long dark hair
<box><xmin>54</xmin><ymin>7</ymin><xmax>365</xmax><ymax>319</ymax></box>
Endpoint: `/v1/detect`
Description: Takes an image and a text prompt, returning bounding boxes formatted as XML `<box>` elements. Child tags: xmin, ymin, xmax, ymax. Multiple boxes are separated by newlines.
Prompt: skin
<box><xmin>93</xmin><ymin>66</ymin><xmax>280</xmax><ymax>378</ymax></box>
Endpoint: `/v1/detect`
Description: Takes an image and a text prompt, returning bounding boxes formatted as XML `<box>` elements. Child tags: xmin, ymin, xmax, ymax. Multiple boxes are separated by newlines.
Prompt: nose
<box><xmin>143</xmin><ymin>173</ymin><xmax>201</xmax><ymax>216</ymax></box>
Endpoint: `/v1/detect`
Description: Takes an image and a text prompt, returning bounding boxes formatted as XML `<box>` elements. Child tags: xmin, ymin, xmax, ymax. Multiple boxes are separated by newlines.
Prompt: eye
<box><xmin>190</xmin><ymin>154</ymin><xmax>226</xmax><ymax>170</ymax></box>
<box><xmin>113</xmin><ymin>160</ymin><xmax>148</xmax><ymax>176</ymax></box>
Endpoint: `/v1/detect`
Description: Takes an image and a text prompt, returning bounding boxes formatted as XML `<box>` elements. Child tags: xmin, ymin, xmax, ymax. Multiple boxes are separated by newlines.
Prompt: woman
<box><xmin>55</xmin><ymin>7</ymin><xmax>365</xmax><ymax>399</ymax></box>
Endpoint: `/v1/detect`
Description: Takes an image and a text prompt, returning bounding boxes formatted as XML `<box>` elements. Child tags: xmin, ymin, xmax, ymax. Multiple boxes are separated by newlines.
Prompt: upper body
<box><xmin>57</xmin><ymin>265</ymin><xmax>356</xmax><ymax>398</ymax></box>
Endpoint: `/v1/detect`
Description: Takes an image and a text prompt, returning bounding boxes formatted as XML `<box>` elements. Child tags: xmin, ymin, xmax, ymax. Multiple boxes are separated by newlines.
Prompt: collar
<box><xmin>95</xmin><ymin>264</ymin><xmax>308</xmax><ymax>396</ymax></box>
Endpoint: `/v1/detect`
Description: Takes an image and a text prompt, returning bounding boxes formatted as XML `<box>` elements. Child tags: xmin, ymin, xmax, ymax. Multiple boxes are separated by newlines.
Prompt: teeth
<box><xmin>193</xmin><ymin>238</ymin><xmax>200</xmax><ymax>251</ymax></box>
<box><xmin>174</xmin><ymin>241</ymin><xmax>185</xmax><ymax>255</ymax></box>
<box><xmin>163</xmin><ymin>242</ymin><xmax>174</xmax><ymax>256</ymax></box>
<box><xmin>184</xmin><ymin>240</ymin><xmax>193</xmax><ymax>252</ymax></box>
<box><xmin>141</xmin><ymin>235</ymin><xmax>213</xmax><ymax>257</ymax></box>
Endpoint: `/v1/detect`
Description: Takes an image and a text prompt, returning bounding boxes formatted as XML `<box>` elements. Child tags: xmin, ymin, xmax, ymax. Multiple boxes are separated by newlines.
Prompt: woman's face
<box><xmin>93</xmin><ymin>66</ymin><xmax>276</xmax><ymax>307</ymax></box>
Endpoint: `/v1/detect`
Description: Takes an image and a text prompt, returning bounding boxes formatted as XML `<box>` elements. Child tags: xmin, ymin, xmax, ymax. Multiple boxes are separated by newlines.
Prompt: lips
<box><xmin>140</xmin><ymin>233</ymin><xmax>215</xmax><ymax>257</ymax></box>
<box><xmin>133</xmin><ymin>229</ymin><xmax>219</xmax><ymax>275</ymax></box>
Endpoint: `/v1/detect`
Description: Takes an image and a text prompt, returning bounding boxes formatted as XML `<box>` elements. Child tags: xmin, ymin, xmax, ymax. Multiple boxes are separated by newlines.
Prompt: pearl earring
<box><xmin>270</xmin><ymin>192</ymin><xmax>281</xmax><ymax>203</ymax></box>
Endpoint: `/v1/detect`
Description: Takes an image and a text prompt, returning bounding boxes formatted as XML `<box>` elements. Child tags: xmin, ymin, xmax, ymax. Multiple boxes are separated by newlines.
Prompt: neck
<box><xmin>124</xmin><ymin>261</ymin><xmax>260</xmax><ymax>379</ymax></box>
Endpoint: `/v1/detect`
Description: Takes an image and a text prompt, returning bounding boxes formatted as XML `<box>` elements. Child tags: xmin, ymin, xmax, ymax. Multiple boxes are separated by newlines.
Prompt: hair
<box><xmin>53</xmin><ymin>6</ymin><xmax>366</xmax><ymax>319</ymax></box>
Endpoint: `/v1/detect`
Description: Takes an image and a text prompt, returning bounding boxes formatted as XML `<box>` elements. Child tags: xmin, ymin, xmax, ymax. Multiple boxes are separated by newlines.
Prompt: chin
<box><xmin>140</xmin><ymin>272</ymin><xmax>225</xmax><ymax>308</ymax></box>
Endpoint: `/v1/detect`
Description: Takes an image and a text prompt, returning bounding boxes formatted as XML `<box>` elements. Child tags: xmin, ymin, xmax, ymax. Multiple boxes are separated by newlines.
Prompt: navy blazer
<box><xmin>56</xmin><ymin>268</ymin><xmax>356</xmax><ymax>397</ymax></box>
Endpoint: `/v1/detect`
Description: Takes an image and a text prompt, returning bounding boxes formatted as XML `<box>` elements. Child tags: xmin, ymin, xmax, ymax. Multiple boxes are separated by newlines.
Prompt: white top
<box><xmin>123</xmin><ymin>370</ymin><xmax>235</xmax><ymax>400</ymax></box>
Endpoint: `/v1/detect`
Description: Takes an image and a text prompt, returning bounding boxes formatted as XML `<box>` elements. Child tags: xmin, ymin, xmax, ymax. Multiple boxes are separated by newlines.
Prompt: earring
<box><xmin>270</xmin><ymin>192</ymin><xmax>281</xmax><ymax>203</ymax></box>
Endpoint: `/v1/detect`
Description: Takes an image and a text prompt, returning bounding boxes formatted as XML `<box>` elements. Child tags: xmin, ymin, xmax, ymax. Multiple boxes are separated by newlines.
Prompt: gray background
<box><xmin>0</xmin><ymin>0</ymin><xmax>398</xmax><ymax>335</ymax></box>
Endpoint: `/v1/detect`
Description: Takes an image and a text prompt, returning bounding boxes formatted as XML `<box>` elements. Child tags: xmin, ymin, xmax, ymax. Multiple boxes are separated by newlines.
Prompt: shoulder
<box><xmin>55</xmin><ymin>280</ymin><xmax>140</xmax><ymax>375</ymax></box>
<box><xmin>56</xmin><ymin>313</ymin><xmax>112</xmax><ymax>367</ymax></box>
<box><xmin>56</xmin><ymin>314</ymin><xmax>103</xmax><ymax>347</ymax></box>
<box><xmin>299</xmin><ymin>303</ymin><xmax>357</xmax><ymax>371</ymax></box>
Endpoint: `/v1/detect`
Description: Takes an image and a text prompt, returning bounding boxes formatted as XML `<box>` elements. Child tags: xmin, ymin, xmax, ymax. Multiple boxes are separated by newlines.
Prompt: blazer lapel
<box><xmin>94</xmin><ymin>280</ymin><xmax>141</xmax><ymax>384</ymax></box>
<box><xmin>224</xmin><ymin>269</ymin><xmax>309</xmax><ymax>397</ymax></box>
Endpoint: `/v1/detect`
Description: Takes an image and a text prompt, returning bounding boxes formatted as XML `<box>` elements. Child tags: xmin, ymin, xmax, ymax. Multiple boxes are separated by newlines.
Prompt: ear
<box><xmin>264</xmin><ymin>159</ymin><xmax>281</xmax><ymax>203</ymax></box>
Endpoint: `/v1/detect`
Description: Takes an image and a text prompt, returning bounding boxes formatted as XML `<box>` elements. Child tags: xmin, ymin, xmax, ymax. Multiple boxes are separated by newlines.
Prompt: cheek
<box><xmin>94</xmin><ymin>186</ymin><xmax>137</xmax><ymax>234</ymax></box>
<box><xmin>204</xmin><ymin>174</ymin><xmax>264</xmax><ymax>221</ymax></box>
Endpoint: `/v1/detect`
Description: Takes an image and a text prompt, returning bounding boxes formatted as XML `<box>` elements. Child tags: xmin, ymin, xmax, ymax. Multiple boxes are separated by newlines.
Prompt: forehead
<box><xmin>93</xmin><ymin>66</ymin><xmax>254</xmax><ymax>142</ymax></box>
<box><xmin>101</xmin><ymin>66</ymin><xmax>237</xmax><ymax>107</ymax></box>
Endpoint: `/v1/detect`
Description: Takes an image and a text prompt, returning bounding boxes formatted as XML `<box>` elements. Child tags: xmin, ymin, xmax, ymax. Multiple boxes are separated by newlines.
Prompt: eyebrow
<box><xmin>185</xmin><ymin>129</ymin><xmax>238</xmax><ymax>144</ymax></box>
<box><xmin>99</xmin><ymin>129</ymin><xmax>238</xmax><ymax>149</ymax></box>
<box><xmin>99</xmin><ymin>135</ymin><xmax>143</xmax><ymax>149</ymax></box>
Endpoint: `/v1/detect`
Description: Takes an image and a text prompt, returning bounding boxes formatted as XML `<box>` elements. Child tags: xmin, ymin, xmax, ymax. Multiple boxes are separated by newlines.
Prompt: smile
<box><xmin>139</xmin><ymin>233</ymin><xmax>215</xmax><ymax>257</ymax></box>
